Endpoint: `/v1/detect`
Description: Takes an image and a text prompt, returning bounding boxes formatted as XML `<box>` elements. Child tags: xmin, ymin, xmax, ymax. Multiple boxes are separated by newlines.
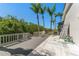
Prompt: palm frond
<box><xmin>52</xmin><ymin>4</ymin><xmax>56</xmax><ymax>13</ymax></box>
<box><xmin>47</xmin><ymin>7</ymin><xmax>52</xmax><ymax>16</ymax></box>
<box><xmin>39</xmin><ymin>5</ymin><xmax>46</xmax><ymax>14</ymax></box>
<box><xmin>43</xmin><ymin>5</ymin><xmax>46</xmax><ymax>11</ymax></box>
<box><xmin>36</xmin><ymin>3</ymin><xmax>41</xmax><ymax>8</ymax></box>
<box><xmin>57</xmin><ymin>12</ymin><xmax>63</xmax><ymax>16</ymax></box>
<box><xmin>54</xmin><ymin>13</ymin><xmax>58</xmax><ymax>17</ymax></box>
<box><xmin>54</xmin><ymin>12</ymin><xmax>63</xmax><ymax>17</ymax></box>
<box><xmin>30</xmin><ymin>3</ymin><xmax>38</xmax><ymax>13</ymax></box>
<box><xmin>39</xmin><ymin>7</ymin><xmax>43</xmax><ymax>14</ymax></box>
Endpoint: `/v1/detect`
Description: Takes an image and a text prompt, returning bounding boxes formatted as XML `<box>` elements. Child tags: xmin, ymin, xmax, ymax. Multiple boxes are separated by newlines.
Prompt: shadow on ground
<box><xmin>0</xmin><ymin>47</ymin><xmax>48</xmax><ymax>56</ymax></box>
<box><xmin>0</xmin><ymin>47</ymin><xmax>33</xmax><ymax>56</ymax></box>
<box><xmin>28</xmin><ymin>50</ymin><xmax>56</xmax><ymax>56</ymax></box>
<box><xmin>28</xmin><ymin>50</ymin><xmax>46</xmax><ymax>56</ymax></box>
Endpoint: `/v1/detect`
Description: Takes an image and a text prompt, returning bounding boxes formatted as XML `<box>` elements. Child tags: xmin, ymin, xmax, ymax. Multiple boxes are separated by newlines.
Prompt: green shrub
<box><xmin>0</xmin><ymin>15</ymin><xmax>47</xmax><ymax>35</ymax></box>
<box><xmin>64</xmin><ymin>36</ymin><xmax>74</xmax><ymax>44</ymax></box>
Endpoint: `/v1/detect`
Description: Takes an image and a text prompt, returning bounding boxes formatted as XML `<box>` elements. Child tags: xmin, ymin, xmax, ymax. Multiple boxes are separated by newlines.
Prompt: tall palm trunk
<box><xmin>54</xmin><ymin>17</ymin><xmax>56</xmax><ymax>30</ymax></box>
<box><xmin>42</xmin><ymin>15</ymin><xmax>45</xmax><ymax>28</ymax></box>
<box><xmin>37</xmin><ymin>13</ymin><xmax>40</xmax><ymax>35</ymax></box>
<box><xmin>60</xmin><ymin>16</ymin><xmax>62</xmax><ymax>22</ymax></box>
<box><xmin>50</xmin><ymin>16</ymin><xmax>52</xmax><ymax>30</ymax></box>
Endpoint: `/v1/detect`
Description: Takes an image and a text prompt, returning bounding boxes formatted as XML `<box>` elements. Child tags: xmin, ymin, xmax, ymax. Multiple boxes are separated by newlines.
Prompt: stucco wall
<box><xmin>64</xmin><ymin>4</ymin><xmax>79</xmax><ymax>45</ymax></box>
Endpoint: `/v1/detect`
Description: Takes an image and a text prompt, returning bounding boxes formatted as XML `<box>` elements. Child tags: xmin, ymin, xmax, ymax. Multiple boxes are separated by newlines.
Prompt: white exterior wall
<box><xmin>63</xmin><ymin>4</ymin><xmax>79</xmax><ymax>45</ymax></box>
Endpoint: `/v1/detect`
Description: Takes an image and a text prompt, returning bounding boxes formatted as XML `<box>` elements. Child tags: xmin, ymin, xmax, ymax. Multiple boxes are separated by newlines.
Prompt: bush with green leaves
<box><xmin>0</xmin><ymin>15</ymin><xmax>46</xmax><ymax>35</ymax></box>
<box><xmin>63</xmin><ymin>36</ymin><xmax>74</xmax><ymax>44</ymax></box>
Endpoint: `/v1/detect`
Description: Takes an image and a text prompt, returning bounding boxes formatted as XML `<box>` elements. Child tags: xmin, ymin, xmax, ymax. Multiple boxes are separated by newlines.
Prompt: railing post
<box><xmin>6</xmin><ymin>36</ymin><xmax>7</xmax><ymax>43</ymax></box>
<box><xmin>22</xmin><ymin>33</ymin><xmax>24</xmax><ymax>40</ymax></box>
<box><xmin>9</xmin><ymin>35</ymin><xmax>10</xmax><ymax>42</ymax></box>
<box><xmin>17</xmin><ymin>34</ymin><xmax>19</xmax><ymax>40</ymax></box>
<box><xmin>3</xmin><ymin>36</ymin><xmax>4</xmax><ymax>44</ymax></box>
<box><xmin>0</xmin><ymin>36</ymin><xmax>1</xmax><ymax>45</ymax></box>
<box><xmin>10</xmin><ymin>35</ymin><xmax>12</xmax><ymax>42</ymax></box>
<box><xmin>11</xmin><ymin>35</ymin><xmax>13</xmax><ymax>41</ymax></box>
<box><xmin>13</xmin><ymin>34</ymin><xmax>14</xmax><ymax>41</ymax></box>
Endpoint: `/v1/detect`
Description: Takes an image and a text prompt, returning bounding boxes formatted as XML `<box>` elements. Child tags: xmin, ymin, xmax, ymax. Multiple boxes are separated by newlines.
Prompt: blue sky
<box><xmin>0</xmin><ymin>3</ymin><xmax>64</xmax><ymax>29</ymax></box>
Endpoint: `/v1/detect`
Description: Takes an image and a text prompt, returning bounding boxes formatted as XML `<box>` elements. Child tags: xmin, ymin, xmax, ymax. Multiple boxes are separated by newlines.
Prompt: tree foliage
<box><xmin>47</xmin><ymin>4</ymin><xmax>56</xmax><ymax>30</ymax></box>
<box><xmin>39</xmin><ymin>4</ymin><xmax>46</xmax><ymax>28</ymax></box>
<box><xmin>0</xmin><ymin>15</ymin><xmax>45</xmax><ymax>35</ymax></box>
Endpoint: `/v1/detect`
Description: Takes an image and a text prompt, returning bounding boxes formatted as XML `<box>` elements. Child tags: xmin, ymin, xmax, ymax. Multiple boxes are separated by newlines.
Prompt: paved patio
<box><xmin>0</xmin><ymin>34</ymin><xmax>79</xmax><ymax>56</ymax></box>
<box><xmin>0</xmin><ymin>35</ymin><xmax>48</xmax><ymax>56</ymax></box>
<box><xmin>28</xmin><ymin>35</ymin><xmax>79</xmax><ymax>56</ymax></box>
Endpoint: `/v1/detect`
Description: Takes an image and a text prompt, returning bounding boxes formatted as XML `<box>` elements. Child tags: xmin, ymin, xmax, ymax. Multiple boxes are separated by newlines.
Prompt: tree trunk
<box><xmin>42</xmin><ymin>15</ymin><xmax>45</xmax><ymax>28</ymax></box>
<box><xmin>50</xmin><ymin>16</ymin><xmax>52</xmax><ymax>30</ymax></box>
<box><xmin>37</xmin><ymin>13</ymin><xmax>40</xmax><ymax>35</ymax></box>
<box><xmin>60</xmin><ymin>16</ymin><xmax>62</xmax><ymax>21</ymax></box>
<box><xmin>54</xmin><ymin>18</ymin><xmax>56</xmax><ymax>30</ymax></box>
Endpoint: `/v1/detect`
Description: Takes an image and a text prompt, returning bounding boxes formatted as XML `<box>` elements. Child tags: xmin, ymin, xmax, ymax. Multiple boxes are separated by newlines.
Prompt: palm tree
<box><xmin>57</xmin><ymin>21</ymin><xmax>63</xmax><ymax>34</ymax></box>
<box><xmin>56</xmin><ymin>12</ymin><xmax>63</xmax><ymax>34</ymax></box>
<box><xmin>54</xmin><ymin>13</ymin><xmax>58</xmax><ymax>30</ymax></box>
<box><xmin>39</xmin><ymin>5</ymin><xmax>46</xmax><ymax>28</ymax></box>
<box><xmin>54</xmin><ymin>12</ymin><xmax>63</xmax><ymax>29</ymax></box>
<box><xmin>47</xmin><ymin>4</ymin><xmax>56</xmax><ymax>30</ymax></box>
<box><xmin>30</xmin><ymin>3</ymin><xmax>41</xmax><ymax>35</ymax></box>
<box><xmin>56</xmin><ymin>12</ymin><xmax>63</xmax><ymax>21</ymax></box>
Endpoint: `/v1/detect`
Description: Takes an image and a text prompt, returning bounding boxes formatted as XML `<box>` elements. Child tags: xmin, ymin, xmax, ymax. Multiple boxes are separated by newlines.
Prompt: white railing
<box><xmin>0</xmin><ymin>33</ymin><xmax>30</xmax><ymax>46</ymax></box>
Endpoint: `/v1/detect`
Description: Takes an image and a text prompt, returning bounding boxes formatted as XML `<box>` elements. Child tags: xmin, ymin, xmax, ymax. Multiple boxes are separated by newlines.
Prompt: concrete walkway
<box><xmin>1</xmin><ymin>34</ymin><xmax>79</xmax><ymax>56</ymax></box>
<box><xmin>28</xmin><ymin>35</ymin><xmax>79</xmax><ymax>56</ymax></box>
<box><xmin>0</xmin><ymin>35</ymin><xmax>48</xmax><ymax>56</ymax></box>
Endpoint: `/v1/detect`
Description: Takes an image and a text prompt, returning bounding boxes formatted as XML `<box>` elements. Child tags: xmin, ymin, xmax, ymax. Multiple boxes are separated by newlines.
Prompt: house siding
<box><xmin>61</xmin><ymin>3</ymin><xmax>79</xmax><ymax>45</ymax></box>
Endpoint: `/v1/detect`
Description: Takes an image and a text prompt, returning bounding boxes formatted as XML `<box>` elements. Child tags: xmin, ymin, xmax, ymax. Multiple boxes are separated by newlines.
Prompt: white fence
<box><xmin>0</xmin><ymin>33</ymin><xmax>30</xmax><ymax>46</ymax></box>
